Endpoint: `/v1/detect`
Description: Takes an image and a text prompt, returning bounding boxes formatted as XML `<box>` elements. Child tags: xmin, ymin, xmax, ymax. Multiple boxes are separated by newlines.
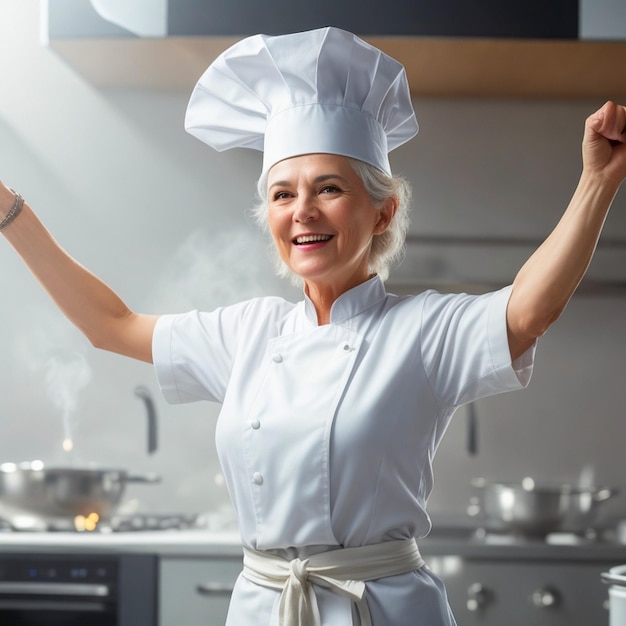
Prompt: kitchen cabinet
<box><xmin>45</xmin><ymin>1</ymin><xmax>626</xmax><ymax>97</ymax></box>
<box><xmin>160</xmin><ymin>555</ymin><xmax>242</xmax><ymax>626</ymax></box>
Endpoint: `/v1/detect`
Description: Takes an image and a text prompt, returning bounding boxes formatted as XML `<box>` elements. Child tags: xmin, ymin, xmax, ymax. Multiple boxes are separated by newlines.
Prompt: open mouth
<box><xmin>293</xmin><ymin>234</ymin><xmax>333</xmax><ymax>245</ymax></box>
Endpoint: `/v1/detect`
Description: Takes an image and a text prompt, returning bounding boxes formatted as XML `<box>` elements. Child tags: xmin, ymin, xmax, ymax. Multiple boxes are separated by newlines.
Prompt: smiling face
<box><xmin>266</xmin><ymin>154</ymin><xmax>396</xmax><ymax>298</ymax></box>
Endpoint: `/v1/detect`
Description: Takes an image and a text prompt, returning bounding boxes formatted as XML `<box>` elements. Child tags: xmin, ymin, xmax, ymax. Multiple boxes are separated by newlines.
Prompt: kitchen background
<box><xmin>0</xmin><ymin>0</ymin><xmax>625</xmax><ymax>532</ymax></box>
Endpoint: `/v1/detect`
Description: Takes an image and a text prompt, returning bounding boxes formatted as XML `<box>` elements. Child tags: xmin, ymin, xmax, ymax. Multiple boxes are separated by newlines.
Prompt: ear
<box><xmin>373</xmin><ymin>196</ymin><xmax>399</xmax><ymax>235</ymax></box>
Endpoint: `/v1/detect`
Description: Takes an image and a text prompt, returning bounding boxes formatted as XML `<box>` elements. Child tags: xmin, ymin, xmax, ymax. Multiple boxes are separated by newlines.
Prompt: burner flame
<box><xmin>74</xmin><ymin>512</ymin><xmax>100</xmax><ymax>532</ymax></box>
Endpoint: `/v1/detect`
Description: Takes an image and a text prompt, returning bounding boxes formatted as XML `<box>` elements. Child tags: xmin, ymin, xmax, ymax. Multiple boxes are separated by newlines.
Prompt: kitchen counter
<box><xmin>0</xmin><ymin>529</ymin><xmax>243</xmax><ymax>557</ymax></box>
<box><xmin>421</xmin><ymin>534</ymin><xmax>626</xmax><ymax>562</ymax></box>
<box><xmin>1</xmin><ymin>528</ymin><xmax>626</xmax><ymax>562</ymax></box>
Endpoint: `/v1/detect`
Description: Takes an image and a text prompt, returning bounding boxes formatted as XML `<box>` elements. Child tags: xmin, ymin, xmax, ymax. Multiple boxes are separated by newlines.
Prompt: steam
<box><xmin>149</xmin><ymin>227</ymin><xmax>284</xmax><ymax>312</ymax></box>
<box><xmin>9</xmin><ymin>225</ymin><xmax>286</xmax><ymax>457</ymax></box>
<box><xmin>14</xmin><ymin>310</ymin><xmax>93</xmax><ymax>453</ymax></box>
<box><xmin>42</xmin><ymin>350</ymin><xmax>92</xmax><ymax>449</ymax></box>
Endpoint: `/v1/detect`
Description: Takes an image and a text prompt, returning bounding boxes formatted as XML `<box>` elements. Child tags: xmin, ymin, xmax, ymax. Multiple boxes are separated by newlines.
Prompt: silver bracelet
<box><xmin>0</xmin><ymin>189</ymin><xmax>25</xmax><ymax>232</ymax></box>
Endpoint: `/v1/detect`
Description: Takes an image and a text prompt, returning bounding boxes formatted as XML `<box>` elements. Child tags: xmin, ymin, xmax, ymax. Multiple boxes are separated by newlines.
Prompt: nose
<box><xmin>293</xmin><ymin>194</ymin><xmax>319</xmax><ymax>223</ymax></box>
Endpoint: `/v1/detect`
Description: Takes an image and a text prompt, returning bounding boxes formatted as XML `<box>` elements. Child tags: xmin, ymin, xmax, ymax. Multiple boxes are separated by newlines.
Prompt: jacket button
<box><xmin>252</xmin><ymin>472</ymin><xmax>264</xmax><ymax>485</ymax></box>
<box><xmin>271</xmin><ymin>353</ymin><xmax>283</xmax><ymax>363</ymax></box>
<box><xmin>251</xmin><ymin>419</ymin><xmax>261</xmax><ymax>430</ymax></box>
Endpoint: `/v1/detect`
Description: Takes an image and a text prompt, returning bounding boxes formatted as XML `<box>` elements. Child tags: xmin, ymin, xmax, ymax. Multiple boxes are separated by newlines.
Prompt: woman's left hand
<box><xmin>582</xmin><ymin>101</ymin><xmax>626</xmax><ymax>186</ymax></box>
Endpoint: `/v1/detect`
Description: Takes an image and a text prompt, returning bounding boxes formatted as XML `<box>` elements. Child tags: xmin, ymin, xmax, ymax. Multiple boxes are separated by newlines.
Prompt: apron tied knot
<box><xmin>243</xmin><ymin>537</ymin><xmax>424</xmax><ymax>626</ymax></box>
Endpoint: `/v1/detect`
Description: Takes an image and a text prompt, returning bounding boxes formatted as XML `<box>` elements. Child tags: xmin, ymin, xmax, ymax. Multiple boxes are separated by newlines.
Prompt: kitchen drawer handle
<box><xmin>196</xmin><ymin>582</ymin><xmax>234</xmax><ymax>596</ymax></box>
<box><xmin>0</xmin><ymin>599</ymin><xmax>108</xmax><ymax>612</ymax></box>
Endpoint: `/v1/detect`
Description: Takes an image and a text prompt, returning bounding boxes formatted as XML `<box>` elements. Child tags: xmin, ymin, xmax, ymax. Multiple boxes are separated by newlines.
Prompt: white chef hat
<box><xmin>185</xmin><ymin>26</ymin><xmax>418</xmax><ymax>176</ymax></box>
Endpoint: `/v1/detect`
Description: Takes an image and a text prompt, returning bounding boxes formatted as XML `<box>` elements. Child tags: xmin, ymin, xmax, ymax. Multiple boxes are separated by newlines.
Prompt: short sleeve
<box><xmin>152</xmin><ymin>297</ymin><xmax>293</xmax><ymax>405</ymax></box>
<box><xmin>152</xmin><ymin>310</ymin><xmax>235</xmax><ymax>404</ymax></box>
<box><xmin>419</xmin><ymin>285</ymin><xmax>536</xmax><ymax>407</ymax></box>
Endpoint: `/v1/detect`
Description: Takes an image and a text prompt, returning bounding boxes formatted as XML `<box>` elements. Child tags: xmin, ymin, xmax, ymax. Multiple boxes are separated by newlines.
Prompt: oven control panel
<box><xmin>0</xmin><ymin>554</ymin><xmax>117</xmax><ymax>584</ymax></box>
<box><xmin>0</xmin><ymin>552</ymin><xmax>158</xmax><ymax>626</ymax></box>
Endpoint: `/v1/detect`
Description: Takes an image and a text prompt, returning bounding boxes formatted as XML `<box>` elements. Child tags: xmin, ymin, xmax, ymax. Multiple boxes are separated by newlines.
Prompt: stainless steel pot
<box><xmin>0</xmin><ymin>461</ymin><xmax>160</xmax><ymax>530</ymax></box>
<box><xmin>471</xmin><ymin>477</ymin><xmax>617</xmax><ymax>537</ymax></box>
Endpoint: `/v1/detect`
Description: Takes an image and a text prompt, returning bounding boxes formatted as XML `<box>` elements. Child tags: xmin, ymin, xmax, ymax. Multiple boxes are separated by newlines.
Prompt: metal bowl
<box><xmin>0</xmin><ymin>461</ymin><xmax>160</xmax><ymax>530</ymax></box>
<box><xmin>471</xmin><ymin>478</ymin><xmax>617</xmax><ymax>537</ymax></box>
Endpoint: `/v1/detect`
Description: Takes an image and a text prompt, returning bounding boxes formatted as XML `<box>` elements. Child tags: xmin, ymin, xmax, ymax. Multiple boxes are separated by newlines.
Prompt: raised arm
<box><xmin>0</xmin><ymin>182</ymin><xmax>158</xmax><ymax>363</ymax></box>
<box><xmin>506</xmin><ymin>101</ymin><xmax>626</xmax><ymax>361</ymax></box>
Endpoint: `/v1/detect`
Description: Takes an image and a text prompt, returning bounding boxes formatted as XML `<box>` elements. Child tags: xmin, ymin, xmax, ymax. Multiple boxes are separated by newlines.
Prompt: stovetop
<box><xmin>0</xmin><ymin>517</ymin><xmax>243</xmax><ymax>558</ymax></box>
<box><xmin>0</xmin><ymin>512</ymin><xmax>211</xmax><ymax>533</ymax></box>
<box><xmin>0</xmin><ymin>504</ymin><xmax>242</xmax><ymax>533</ymax></box>
<box><xmin>0</xmin><ymin>513</ymin><xmax>199</xmax><ymax>533</ymax></box>
<box><xmin>0</xmin><ymin>511</ymin><xmax>244</xmax><ymax>558</ymax></box>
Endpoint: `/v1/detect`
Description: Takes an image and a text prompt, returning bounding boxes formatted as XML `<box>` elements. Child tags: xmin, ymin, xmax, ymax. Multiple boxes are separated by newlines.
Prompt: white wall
<box><xmin>1</xmin><ymin>0</ymin><xmax>625</xmax><ymax>528</ymax></box>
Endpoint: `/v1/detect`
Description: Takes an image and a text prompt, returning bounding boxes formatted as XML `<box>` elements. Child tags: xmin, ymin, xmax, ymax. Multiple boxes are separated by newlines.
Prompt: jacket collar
<box><xmin>302</xmin><ymin>275</ymin><xmax>387</xmax><ymax>325</ymax></box>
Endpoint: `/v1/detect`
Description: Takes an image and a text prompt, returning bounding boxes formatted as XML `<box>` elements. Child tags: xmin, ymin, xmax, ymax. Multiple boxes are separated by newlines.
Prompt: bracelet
<box><xmin>0</xmin><ymin>189</ymin><xmax>25</xmax><ymax>232</ymax></box>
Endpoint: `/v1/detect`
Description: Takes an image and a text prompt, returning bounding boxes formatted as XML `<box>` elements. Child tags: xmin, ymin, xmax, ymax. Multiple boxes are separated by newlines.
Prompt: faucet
<box><xmin>134</xmin><ymin>385</ymin><xmax>158</xmax><ymax>455</ymax></box>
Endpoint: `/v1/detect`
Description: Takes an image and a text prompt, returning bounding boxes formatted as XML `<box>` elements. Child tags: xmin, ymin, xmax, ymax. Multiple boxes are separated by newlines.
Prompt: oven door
<box><xmin>0</xmin><ymin>553</ymin><xmax>158</xmax><ymax>626</ymax></box>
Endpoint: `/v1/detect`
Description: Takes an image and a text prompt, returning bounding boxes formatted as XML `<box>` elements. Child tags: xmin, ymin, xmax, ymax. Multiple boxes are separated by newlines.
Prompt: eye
<box><xmin>320</xmin><ymin>185</ymin><xmax>340</xmax><ymax>194</ymax></box>
<box><xmin>272</xmin><ymin>191</ymin><xmax>292</xmax><ymax>201</ymax></box>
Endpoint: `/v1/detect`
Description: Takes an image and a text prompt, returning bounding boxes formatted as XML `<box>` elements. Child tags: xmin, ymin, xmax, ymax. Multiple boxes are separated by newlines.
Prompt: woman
<box><xmin>1</xmin><ymin>26</ymin><xmax>625</xmax><ymax>626</ymax></box>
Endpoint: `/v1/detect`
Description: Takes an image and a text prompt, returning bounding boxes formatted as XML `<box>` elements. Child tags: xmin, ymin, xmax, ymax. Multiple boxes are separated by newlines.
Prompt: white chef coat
<box><xmin>152</xmin><ymin>276</ymin><xmax>535</xmax><ymax>626</ymax></box>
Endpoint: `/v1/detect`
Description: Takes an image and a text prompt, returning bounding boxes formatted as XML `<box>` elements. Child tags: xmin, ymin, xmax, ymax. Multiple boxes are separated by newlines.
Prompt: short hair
<box><xmin>251</xmin><ymin>157</ymin><xmax>413</xmax><ymax>285</ymax></box>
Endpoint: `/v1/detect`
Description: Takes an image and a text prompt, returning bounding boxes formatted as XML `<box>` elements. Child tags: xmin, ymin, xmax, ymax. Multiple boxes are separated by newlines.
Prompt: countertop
<box><xmin>1</xmin><ymin>528</ymin><xmax>626</xmax><ymax>563</ymax></box>
<box><xmin>421</xmin><ymin>534</ymin><xmax>626</xmax><ymax>562</ymax></box>
<box><xmin>0</xmin><ymin>529</ymin><xmax>244</xmax><ymax>557</ymax></box>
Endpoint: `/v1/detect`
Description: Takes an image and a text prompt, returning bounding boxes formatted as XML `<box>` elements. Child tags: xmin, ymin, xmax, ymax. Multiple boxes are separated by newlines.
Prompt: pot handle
<box><xmin>593</xmin><ymin>487</ymin><xmax>618</xmax><ymax>501</ymax></box>
<box><xmin>602</xmin><ymin>571</ymin><xmax>626</xmax><ymax>586</ymax></box>
<box><xmin>125</xmin><ymin>473</ymin><xmax>162</xmax><ymax>484</ymax></box>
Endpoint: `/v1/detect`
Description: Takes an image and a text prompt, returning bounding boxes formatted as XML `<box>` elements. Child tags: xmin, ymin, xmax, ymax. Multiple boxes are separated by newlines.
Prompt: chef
<box><xmin>1</xmin><ymin>25</ymin><xmax>625</xmax><ymax>626</ymax></box>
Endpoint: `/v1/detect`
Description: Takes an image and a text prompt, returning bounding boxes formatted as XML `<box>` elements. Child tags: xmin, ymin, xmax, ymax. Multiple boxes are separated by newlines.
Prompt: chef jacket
<box><xmin>152</xmin><ymin>276</ymin><xmax>535</xmax><ymax>626</ymax></box>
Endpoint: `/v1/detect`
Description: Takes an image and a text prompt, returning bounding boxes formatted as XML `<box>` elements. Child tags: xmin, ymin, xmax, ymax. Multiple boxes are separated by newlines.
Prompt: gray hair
<box><xmin>251</xmin><ymin>157</ymin><xmax>412</xmax><ymax>284</ymax></box>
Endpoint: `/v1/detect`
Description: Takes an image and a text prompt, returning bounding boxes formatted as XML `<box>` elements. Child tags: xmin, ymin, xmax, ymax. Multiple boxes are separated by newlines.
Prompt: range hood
<box><xmin>46</xmin><ymin>0</ymin><xmax>626</xmax><ymax>97</ymax></box>
<box><xmin>75</xmin><ymin>0</ymin><xmax>625</xmax><ymax>40</ymax></box>
<box><xmin>387</xmin><ymin>234</ymin><xmax>626</xmax><ymax>296</ymax></box>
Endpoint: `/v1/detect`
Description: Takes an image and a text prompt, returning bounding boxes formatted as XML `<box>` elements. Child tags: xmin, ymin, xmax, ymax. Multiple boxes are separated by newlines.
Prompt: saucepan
<box><xmin>0</xmin><ymin>461</ymin><xmax>160</xmax><ymax>530</ymax></box>
<box><xmin>470</xmin><ymin>477</ymin><xmax>617</xmax><ymax>537</ymax></box>
<box><xmin>0</xmin><ymin>385</ymin><xmax>161</xmax><ymax>530</ymax></box>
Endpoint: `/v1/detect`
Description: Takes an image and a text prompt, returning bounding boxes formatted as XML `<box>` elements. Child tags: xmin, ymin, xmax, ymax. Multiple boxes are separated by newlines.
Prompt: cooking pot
<box><xmin>471</xmin><ymin>477</ymin><xmax>617</xmax><ymax>537</ymax></box>
<box><xmin>602</xmin><ymin>565</ymin><xmax>626</xmax><ymax>626</ymax></box>
<box><xmin>0</xmin><ymin>461</ymin><xmax>160</xmax><ymax>530</ymax></box>
<box><xmin>0</xmin><ymin>386</ymin><xmax>161</xmax><ymax>530</ymax></box>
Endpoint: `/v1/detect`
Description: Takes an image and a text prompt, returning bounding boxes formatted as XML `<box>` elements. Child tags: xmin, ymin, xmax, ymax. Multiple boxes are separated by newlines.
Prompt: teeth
<box><xmin>295</xmin><ymin>234</ymin><xmax>332</xmax><ymax>244</ymax></box>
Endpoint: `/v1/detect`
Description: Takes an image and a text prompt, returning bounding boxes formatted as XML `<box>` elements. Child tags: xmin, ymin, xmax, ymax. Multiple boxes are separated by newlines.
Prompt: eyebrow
<box><xmin>268</xmin><ymin>173</ymin><xmax>350</xmax><ymax>192</ymax></box>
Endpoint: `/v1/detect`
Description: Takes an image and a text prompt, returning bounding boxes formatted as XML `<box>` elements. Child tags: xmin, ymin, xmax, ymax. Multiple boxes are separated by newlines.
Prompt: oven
<box><xmin>0</xmin><ymin>513</ymin><xmax>242</xmax><ymax>626</ymax></box>
<box><xmin>0</xmin><ymin>552</ymin><xmax>158</xmax><ymax>626</ymax></box>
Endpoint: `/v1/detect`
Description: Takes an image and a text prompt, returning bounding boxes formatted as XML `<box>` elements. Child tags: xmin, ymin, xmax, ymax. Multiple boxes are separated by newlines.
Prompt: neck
<box><xmin>304</xmin><ymin>274</ymin><xmax>375</xmax><ymax>325</ymax></box>
<box><xmin>304</xmin><ymin>285</ymin><xmax>334</xmax><ymax>325</ymax></box>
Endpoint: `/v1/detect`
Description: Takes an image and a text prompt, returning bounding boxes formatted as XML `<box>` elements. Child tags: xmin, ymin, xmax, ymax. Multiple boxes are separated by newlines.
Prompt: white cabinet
<box><xmin>160</xmin><ymin>556</ymin><xmax>242</xmax><ymax>626</ymax></box>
